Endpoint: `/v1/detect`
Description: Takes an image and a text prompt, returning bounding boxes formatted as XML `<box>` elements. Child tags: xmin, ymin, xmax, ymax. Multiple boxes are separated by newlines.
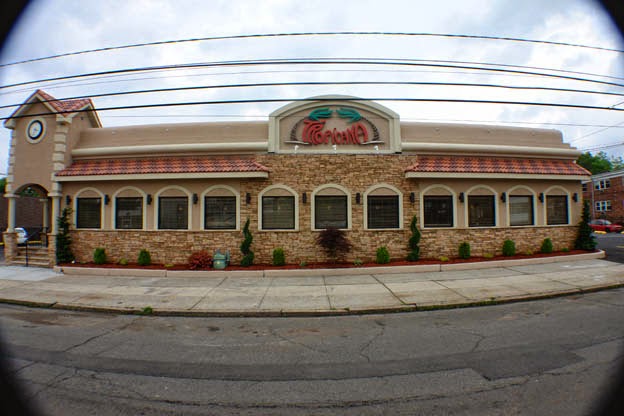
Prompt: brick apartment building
<box><xmin>582</xmin><ymin>168</ymin><xmax>624</xmax><ymax>224</ymax></box>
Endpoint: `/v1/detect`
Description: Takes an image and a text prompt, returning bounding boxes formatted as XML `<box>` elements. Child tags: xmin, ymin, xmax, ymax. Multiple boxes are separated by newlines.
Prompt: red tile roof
<box><xmin>57</xmin><ymin>156</ymin><xmax>270</xmax><ymax>176</ymax></box>
<box><xmin>35</xmin><ymin>89</ymin><xmax>93</xmax><ymax>114</ymax></box>
<box><xmin>405</xmin><ymin>156</ymin><xmax>591</xmax><ymax>176</ymax></box>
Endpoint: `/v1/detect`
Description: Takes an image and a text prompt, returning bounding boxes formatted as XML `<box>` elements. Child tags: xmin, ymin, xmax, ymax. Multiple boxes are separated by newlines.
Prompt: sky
<box><xmin>1</xmin><ymin>0</ymin><xmax>623</xmax><ymax>175</ymax></box>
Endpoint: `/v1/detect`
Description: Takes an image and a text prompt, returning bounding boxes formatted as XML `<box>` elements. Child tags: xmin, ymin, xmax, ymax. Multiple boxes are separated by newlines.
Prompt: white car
<box><xmin>15</xmin><ymin>227</ymin><xmax>28</xmax><ymax>245</ymax></box>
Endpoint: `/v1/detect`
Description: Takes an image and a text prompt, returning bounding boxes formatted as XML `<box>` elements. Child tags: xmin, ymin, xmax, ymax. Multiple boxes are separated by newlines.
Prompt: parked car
<box><xmin>589</xmin><ymin>219</ymin><xmax>623</xmax><ymax>233</ymax></box>
<box><xmin>15</xmin><ymin>227</ymin><xmax>28</xmax><ymax>244</ymax></box>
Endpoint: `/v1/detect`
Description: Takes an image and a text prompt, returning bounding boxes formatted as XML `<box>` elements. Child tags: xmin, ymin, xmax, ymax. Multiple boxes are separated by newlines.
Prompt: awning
<box><xmin>405</xmin><ymin>156</ymin><xmax>590</xmax><ymax>180</ymax></box>
<box><xmin>56</xmin><ymin>156</ymin><xmax>270</xmax><ymax>181</ymax></box>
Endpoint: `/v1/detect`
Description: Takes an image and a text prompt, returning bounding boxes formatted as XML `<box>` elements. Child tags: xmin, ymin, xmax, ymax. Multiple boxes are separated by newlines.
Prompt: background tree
<box><xmin>577</xmin><ymin>151</ymin><xmax>613</xmax><ymax>174</ymax></box>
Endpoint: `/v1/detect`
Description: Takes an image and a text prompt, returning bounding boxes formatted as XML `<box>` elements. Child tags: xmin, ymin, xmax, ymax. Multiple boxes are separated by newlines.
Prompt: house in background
<box><xmin>582</xmin><ymin>168</ymin><xmax>624</xmax><ymax>224</ymax></box>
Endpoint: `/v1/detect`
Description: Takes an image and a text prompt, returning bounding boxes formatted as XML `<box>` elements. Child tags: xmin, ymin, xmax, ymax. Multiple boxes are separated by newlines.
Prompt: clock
<box><xmin>27</xmin><ymin>120</ymin><xmax>44</xmax><ymax>141</ymax></box>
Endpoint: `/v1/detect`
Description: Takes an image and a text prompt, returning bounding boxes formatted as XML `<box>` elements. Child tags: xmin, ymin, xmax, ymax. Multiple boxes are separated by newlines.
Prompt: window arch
<box><xmin>465</xmin><ymin>185</ymin><xmax>497</xmax><ymax>228</ymax></box>
<box><xmin>258</xmin><ymin>184</ymin><xmax>298</xmax><ymax>231</ymax></box>
<box><xmin>364</xmin><ymin>184</ymin><xmax>402</xmax><ymax>230</ymax></box>
<box><xmin>420</xmin><ymin>185</ymin><xmax>456</xmax><ymax>228</ymax></box>
<box><xmin>155</xmin><ymin>185</ymin><xmax>191</xmax><ymax>230</ymax></box>
<box><xmin>311</xmin><ymin>184</ymin><xmax>351</xmax><ymax>230</ymax></box>
<box><xmin>201</xmin><ymin>185</ymin><xmax>239</xmax><ymax>230</ymax></box>
<box><xmin>544</xmin><ymin>185</ymin><xmax>570</xmax><ymax>225</ymax></box>
<box><xmin>112</xmin><ymin>186</ymin><xmax>146</xmax><ymax>230</ymax></box>
<box><xmin>74</xmin><ymin>187</ymin><xmax>104</xmax><ymax>229</ymax></box>
<box><xmin>507</xmin><ymin>185</ymin><xmax>536</xmax><ymax>227</ymax></box>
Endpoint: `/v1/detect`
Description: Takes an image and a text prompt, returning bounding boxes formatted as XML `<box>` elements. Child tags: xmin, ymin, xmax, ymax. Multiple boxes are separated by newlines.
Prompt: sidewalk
<box><xmin>0</xmin><ymin>253</ymin><xmax>623</xmax><ymax>316</ymax></box>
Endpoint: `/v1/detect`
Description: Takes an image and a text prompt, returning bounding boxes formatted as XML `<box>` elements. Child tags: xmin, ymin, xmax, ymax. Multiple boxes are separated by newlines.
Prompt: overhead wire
<box><xmin>1</xmin><ymin>31</ymin><xmax>621</xmax><ymax>69</ymax></box>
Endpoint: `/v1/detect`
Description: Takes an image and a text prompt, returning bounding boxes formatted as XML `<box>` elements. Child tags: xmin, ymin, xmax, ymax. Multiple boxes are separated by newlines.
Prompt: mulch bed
<box><xmin>58</xmin><ymin>249</ymin><xmax>595</xmax><ymax>271</ymax></box>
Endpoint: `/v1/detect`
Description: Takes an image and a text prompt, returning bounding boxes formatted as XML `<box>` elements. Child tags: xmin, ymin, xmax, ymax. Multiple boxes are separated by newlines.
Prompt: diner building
<box><xmin>2</xmin><ymin>90</ymin><xmax>590</xmax><ymax>267</ymax></box>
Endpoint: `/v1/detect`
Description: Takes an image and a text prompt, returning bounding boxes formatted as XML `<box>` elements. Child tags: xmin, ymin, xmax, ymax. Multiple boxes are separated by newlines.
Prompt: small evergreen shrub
<box><xmin>353</xmin><ymin>258</ymin><xmax>363</xmax><ymax>266</ymax></box>
<box><xmin>188</xmin><ymin>250</ymin><xmax>212</xmax><ymax>269</ymax></box>
<box><xmin>118</xmin><ymin>258</ymin><xmax>129</xmax><ymax>266</ymax></box>
<box><xmin>561</xmin><ymin>247</ymin><xmax>570</xmax><ymax>252</ymax></box>
<box><xmin>376</xmin><ymin>246</ymin><xmax>390</xmax><ymax>264</ymax></box>
<box><xmin>407</xmin><ymin>216</ymin><xmax>421</xmax><ymax>261</ymax></box>
<box><xmin>55</xmin><ymin>207</ymin><xmax>74</xmax><ymax>264</ymax></box>
<box><xmin>540</xmin><ymin>238</ymin><xmax>553</xmax><ymax>254</ymax></box>
<box><xmin>240</xmin><ymin>218</ymin><xmax>255</xmax><ymax>266</ymax></box>
<box><xmin>525</xmin><ymin>249</ymin><xmax>534</xmax><ymax>256</ymax></box>
<box><xmin>502</xmin><ymin>240</ymin><xmax>516</xmax><ymax>256</ymax></box>
<box><xmin>93</xmin><ymin>248</ymin><xmax>107</xmax><ymax>264</ymax></box>
<box><xmin>299</xmin><ymin>261</ymin><xmax>307</xmax><ymax>268</ymax></box>
<box><xmin>575</xmin><ymin>200</ymin><xmax>597</xmax><ymax>251</ymax></box>
<box><xmin>316</xmin><ymin>227</ymin><xmax>352</xmax><ymax>263</ymax></box>
<box><xmin>137</xmin><ymin>249</ymin><xmax>151</xmax><ymax>266</ymax></box>
<box><xmin>272</xmin><ymin>248</ymin><xmax>285</xmax><ymax>266</ymax></box>
<box><xmin>458</xmin><ymin>242</ymin><xmax>471</xmax><ymax>259</ymax></box>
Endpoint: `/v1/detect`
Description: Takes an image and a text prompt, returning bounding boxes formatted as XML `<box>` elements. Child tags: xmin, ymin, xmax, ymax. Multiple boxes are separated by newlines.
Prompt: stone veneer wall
<box><xmin>66</xmin><ymin>154</ymin><xmax>580</xmax><ymax>265</ymax></box>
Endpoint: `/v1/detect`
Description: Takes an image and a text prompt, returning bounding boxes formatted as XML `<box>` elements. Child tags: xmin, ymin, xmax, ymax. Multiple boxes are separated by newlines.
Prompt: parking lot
<box><xmin>595</xmin><ymin>232</ymin><xmax>624</xmax><ymax>263</ymax></box>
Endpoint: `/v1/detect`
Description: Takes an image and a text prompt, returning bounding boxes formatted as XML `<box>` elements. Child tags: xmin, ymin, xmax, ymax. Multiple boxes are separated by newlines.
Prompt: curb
<box><xmin>53</xmin><ymin>250</ymin><xmax>607</xmax><ymax>278</ymax></box>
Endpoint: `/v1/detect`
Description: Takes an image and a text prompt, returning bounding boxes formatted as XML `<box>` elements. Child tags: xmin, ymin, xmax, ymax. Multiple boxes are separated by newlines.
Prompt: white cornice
<box><xmin>401</xmin><ymin>142</ymin><xmax>581</xmax><ymax>158</ymax></box>
<box><xmin>405</xmin><ymin>172</ymin><xmax>588</xmax><ymax>180</ymax></box>
<box><xmin>71</xmin><ymin>142</ymin><xmax>268</xmax><ymax>157</ymax></box>
<box><xmin>56</xmin><ymin>171</ymin><xmax>269</xmax><ymax>182</ymax></box>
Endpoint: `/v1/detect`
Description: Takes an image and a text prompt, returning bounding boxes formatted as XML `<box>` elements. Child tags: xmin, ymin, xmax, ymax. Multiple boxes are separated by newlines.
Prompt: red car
<box><xmin>589</xmin><ymin>219</ymin><xmax>623</xmax><ymax>233</ymax></box>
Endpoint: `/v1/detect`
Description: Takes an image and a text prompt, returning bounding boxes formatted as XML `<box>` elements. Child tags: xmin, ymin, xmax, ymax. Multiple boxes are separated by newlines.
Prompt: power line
<box><xmin>1</xmin><ymin>31</ymin><xmax>621</xmax><ymax>69</ymax></box>
<box><xmin>569</xmin><ymin>120</ymin><xmax>624</xmax><ymax>143</ymax></box>
<box><xmin>3</xmin><ymin>57</ymin><xmax>624</xmax><ymax>92</ymax></box>
<box><xmin>3</xmin><ymin>97</ymin><xmax>624</xmax><ymax>122</ymax></box>
<box><xmin>3</xmin><ymin>80</ymin><xmax>622</xmax><ymax>112</ymax></box>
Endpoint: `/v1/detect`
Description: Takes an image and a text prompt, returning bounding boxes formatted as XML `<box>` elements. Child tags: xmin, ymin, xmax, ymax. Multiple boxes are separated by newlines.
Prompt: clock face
<box><xmin>27</xmin><ymin>120</ymin><xmax>44</xmax><ymax>141</ymax></box>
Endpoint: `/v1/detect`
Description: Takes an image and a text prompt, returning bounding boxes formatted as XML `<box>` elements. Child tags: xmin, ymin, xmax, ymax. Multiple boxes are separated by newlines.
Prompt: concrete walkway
<box><xmin>0</xmin><ymin>254</ymin><xmax>623</xmax><ymax>316</ymax></box>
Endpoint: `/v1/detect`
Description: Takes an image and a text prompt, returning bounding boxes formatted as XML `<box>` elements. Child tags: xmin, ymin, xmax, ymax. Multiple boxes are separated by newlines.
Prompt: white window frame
<box><xmin>363</xmin><ymin>183</ymin><xmax>403</xmax><ymax>230</ymax></box>
<box><xmin>594</xmin><ymin>179</ymin><xmax>611</xmax><ymax>190</ymax></box>
<box><xmin>595</xmin><ymin>200</ymin><xmax>612</xmax><ymax>212</ymax></box>
<box><xmin>200</xmin><ymin>185</ymin><xmax>240</xmax><ymax>231</ymax></box>
<box><xmin>258</xmin><ymin>184</ymin><xmax>299</xmax><ymax>231</ymax></box>
<box><xmin>311</xmin><ymin>184</ymin><xmax>352</xmax><ymax>231</ymax></box>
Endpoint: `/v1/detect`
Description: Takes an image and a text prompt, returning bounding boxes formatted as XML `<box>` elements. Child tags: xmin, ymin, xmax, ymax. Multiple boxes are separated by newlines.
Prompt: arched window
<box><xmin>466</xmin><ymin>185</ymin><xmax>497</xmax><ymax>227</ymax></box>
<box><xmin>421</xmin><ymin>185</ymin><xmax>455</xmax><ymax>228</ymax></box>
<box><xmin>507</xmin><ymin>185</ymin><xmax>536</xmax><ymax>226</ymax></box>
<box><xmin>312</xmin><ymin>184</ymin><xmax>350</xmax><ymax>230</ymax></box>
<box><xmin>364</xmin><ymin>184</ymin><xmax>402</xmax><ymax>229</ymax></box>
<box><xmin>259</xmin><ymin>185</ymin><xmax>298</xmax><ymax>230</ymax></box>
<box><xmin>113</xmin><ymin>187</ymin><xmax>145</xmax><ymax>230</ymax></box>
<box><xmin>74</xmin><ymin>187</ymin><xmax>104</xmax><ymax>229</ymax></box>
<box><xmin>202</xmin><ymin>185</ymin><xmax>239</xmax><ymax>230</ymax></box>
<box><xmin>156</xmin><ymin>186</ymin><xmax>191</xmax><ymax>230</ymax></box>
<box><xmin>545</xmin><ymin>186</ymin><xmax>570</xmax><ymax>225</ymax></box>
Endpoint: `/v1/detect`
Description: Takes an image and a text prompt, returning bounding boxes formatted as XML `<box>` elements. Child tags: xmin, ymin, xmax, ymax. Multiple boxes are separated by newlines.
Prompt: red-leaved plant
<box><xmin>188</xmin><ymin>250</ymin><xmax>213</xmax><ymax>269</ymax></box>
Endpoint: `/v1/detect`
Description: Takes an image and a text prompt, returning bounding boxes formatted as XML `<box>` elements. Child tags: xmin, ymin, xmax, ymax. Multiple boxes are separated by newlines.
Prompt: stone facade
<box><xmin>66</xmin><ymin>154</ymin><xmax>581</xmax><ymax>265</ymax></box>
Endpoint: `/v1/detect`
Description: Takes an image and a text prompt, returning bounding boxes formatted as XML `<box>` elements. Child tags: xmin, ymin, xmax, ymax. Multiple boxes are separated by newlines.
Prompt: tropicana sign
<box><xmin>288</xmin><ymin>107</ymin><xmax>381</xmax><ymax>146</ymax></box>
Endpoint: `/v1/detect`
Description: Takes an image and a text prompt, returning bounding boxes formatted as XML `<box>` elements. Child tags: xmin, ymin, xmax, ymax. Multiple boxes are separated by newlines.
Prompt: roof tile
<box><xmin>405</xmin><ymin>156</ymin><xmax>590</xmax><ymax>176</ymax></box>
<box><xmin>56</xmin><ymin>156</ymin><xmax>270</xmax><ymax>176</ymax></box>
<box><xmin>35</xmin><ymin>89</ymin><xmax>92</xmax><ymax>114</ymax></box>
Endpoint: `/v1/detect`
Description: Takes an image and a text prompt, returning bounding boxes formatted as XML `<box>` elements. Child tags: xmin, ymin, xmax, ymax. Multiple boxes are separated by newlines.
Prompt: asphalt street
<box><xmin>1</xmin><ymin>288</ymin><xmax>623</xmax><ymax>415</ymax></box>
<box><xmin>596</xmin><ymin>233</ymin><xmax>624</xmax><ymax>263</ymax></box>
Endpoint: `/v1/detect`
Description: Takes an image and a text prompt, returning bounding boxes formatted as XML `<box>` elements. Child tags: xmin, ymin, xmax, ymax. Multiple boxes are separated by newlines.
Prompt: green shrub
<box><xmin>502</xmin><ymin>240</ymin><xmax>516</xmax><ymax>256</ymax></box>
<box><xmin>376</xmin><ymin>246</ymin><xmax>390</xmax><ymax>264</ymax></box>
<box><xmin>439</xmin><ymin>256</ymin><xmax>449</xmax><ymax>262</ymax></box>
<box><xmin>240</xmin><ymin>218</ymin><xmax>255</xmax><ymax>266</ymax></box>
<box><xmin>561</xmin><ymin>247</ymin><xmax>570</xmax><ymax>252</ymax></box>
<box><xmin>140</xmin><ymin>306</ymin><xmax>153</xmax><ymax>315</ymax></box>
<box><xmin>575</xmin><ymin>200</ymin><xmax>597</xmax><ymax>251</ymax></box>
<box><xmin>540</xmin><ymin>238</ymin><xmax>553</xmax><ymax>254</ymax></box>
<box><xmin>93</xmin><ymin>248</ymin><xmax>107</xmax><ymax>264</ymax></box>
<box><xmin>118</xmin><ymin>258</ymin><xmax>129</xmax><ymax>266</ymax></box>
<box><xmin>188</xmin><ymin>250</ymin><xmax>212</xmax><ymax>269</ymax></box>
<box><xmin>137</xmin><ymin>249</ymin><xmax>151</xmax><ymax>266</ymax></box>
<box><xmin>55</xmin><ymin>207</ymin><xmax>74</xmax><ymax>264</ymax></box>
<box><xmin>164</xmin><ymin>263</ymin><xmax>174</xmax><ymax>268</ymax></box>
<box><xmin>299</xmin><ymin>261</ymin><xmax>307</xmax><ymax>268</ymax></box>
<box><xmin>483</xmin><ymin>253</ymin><xmax>494</xmax><ymax>259</ymax></box>
<box><xmin>458</xmin><ymin>242</ymin><xmax>471</xmax><ymax>259</ymax></box>
<box><xmin>353</xmin><ymin>258</ymin><xmax>363</xmax><ymax>266</ymax></box>
<box><xmin>272</xmin><ymin>248</ymin><xmax>285</xmax><ymax>266</ymax></box>
<box><xmin>316</xmin><ymin>227</ymin><xmax>352</xmax><ymax>263</ymax></box>
<box><xmin>525</xmin><ymin>249</ymin><xmax>534</xmax><ymax>256</ymax></box>
<box><xmin>407</xmin><ymin>215</ymin><xmax>421</xmax><ymax>261</ymax></box>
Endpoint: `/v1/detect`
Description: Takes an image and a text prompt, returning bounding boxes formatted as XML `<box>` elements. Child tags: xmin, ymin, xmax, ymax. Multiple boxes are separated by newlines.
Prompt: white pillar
<box><xmin>6</xmin><ymin>194</ymin><xmax>16</xmax><ymax>232</ymax></box>
<box><xmin>41</xmin><ymin>198</ymin><xmax>49</xmax><ymax>231</ymax></box>
<box><xmin>50</xmin><ymin>196</ymin><xmax>60</xmax><ymax>235</ymax></box>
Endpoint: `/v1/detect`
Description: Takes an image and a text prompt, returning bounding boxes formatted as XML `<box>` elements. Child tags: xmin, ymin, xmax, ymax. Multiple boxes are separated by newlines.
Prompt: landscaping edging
<box><xmin>53</xmin><ymin>250</ymin><xmax>606</xmax><ymax>277</ymax></box>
